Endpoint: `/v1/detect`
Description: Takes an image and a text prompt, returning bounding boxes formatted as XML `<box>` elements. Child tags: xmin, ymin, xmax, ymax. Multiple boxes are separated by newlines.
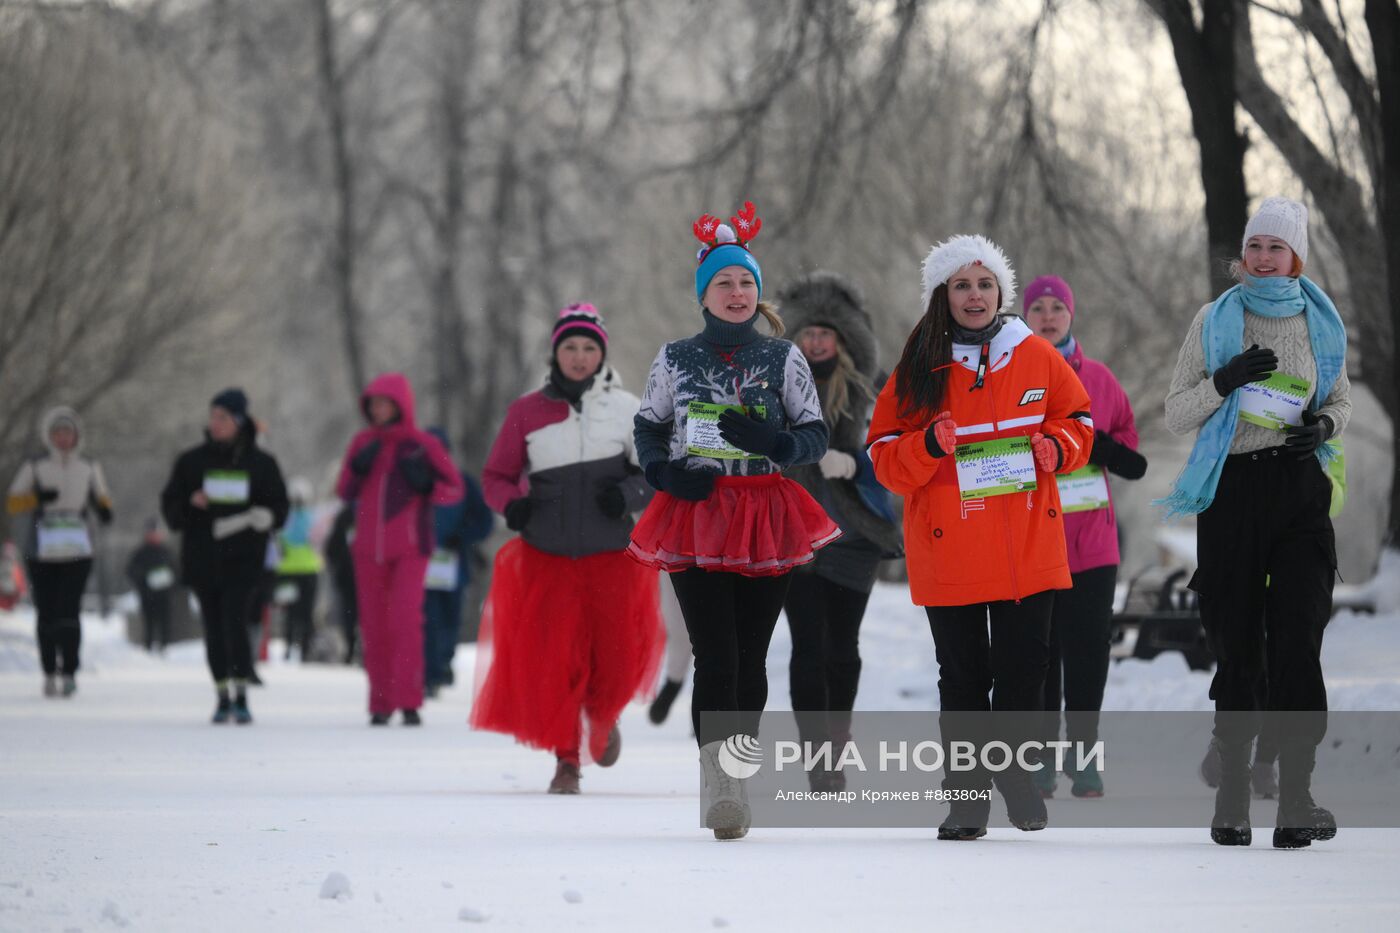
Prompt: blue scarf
<box><xmin>1157</xmin><ymin>275</ymin><xmax>1345</xmax><ymax>519</ymax></box>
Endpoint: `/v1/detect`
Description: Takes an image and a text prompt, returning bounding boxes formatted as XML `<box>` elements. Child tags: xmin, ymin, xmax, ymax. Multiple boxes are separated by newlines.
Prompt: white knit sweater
<box><xmin>1165</xmin><ymin>303</ymin><xmax>1352</xmax><ymax>454</ymax></box>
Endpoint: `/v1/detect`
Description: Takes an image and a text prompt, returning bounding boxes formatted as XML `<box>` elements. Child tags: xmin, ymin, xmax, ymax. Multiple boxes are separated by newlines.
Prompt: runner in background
<box><xmin>1021</xmin><ymin>275</ymin><xmax>1146</xmax><ymax>799</ymax></box>
<box><xmin>421</xmin><ymin>427</ymin><xmax>492</xmax><ymax>699</ymax></box>
<box><xmin>125</xmin><ymin>517</ymin><xmax>177</xmax><ymax>654</ymax></box>
<box><xmin>7</xmin><ymin>406</ymin><xmax>114</xmax><ymax>697</ymax></box>
<box><xmin>161</xmin><ymin>389</ymin><xmax>289</xmax><ymax>724</ymax></box>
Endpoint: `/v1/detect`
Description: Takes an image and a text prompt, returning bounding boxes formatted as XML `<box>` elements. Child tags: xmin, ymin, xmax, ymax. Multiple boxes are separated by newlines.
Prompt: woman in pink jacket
<box><xmin>1022</xmin><ymin>276</ymin><xmax>1147</xmax><ymax>798</ymax></box>
<box><xmin>337</xmin><ymin>372</ymin><xmax>464</xmax><ymax>725</ymax></box>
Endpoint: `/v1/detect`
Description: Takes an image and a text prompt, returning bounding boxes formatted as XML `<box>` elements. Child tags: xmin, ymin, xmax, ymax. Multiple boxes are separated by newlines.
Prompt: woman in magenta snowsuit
<box><xmin>336</xmin><ymin>372</ymin><xmax>464</xmax><ymax>725</ymax></box>
<box><xmin>1022</xmin><ymin>275</ymin><xmax>1147</xmax><ymax>798</ymax></box>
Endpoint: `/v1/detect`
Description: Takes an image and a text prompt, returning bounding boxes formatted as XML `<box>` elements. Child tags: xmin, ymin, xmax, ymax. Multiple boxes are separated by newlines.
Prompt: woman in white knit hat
<box><xmin>1163</xmin><ymin>196</ymin><xmax>1350</xmax><ymax>849</ymax></box>
<box><xmin>866</xmin><ymin>235</ymin><xmax>1095</xmax><ymax>840</ymax></box>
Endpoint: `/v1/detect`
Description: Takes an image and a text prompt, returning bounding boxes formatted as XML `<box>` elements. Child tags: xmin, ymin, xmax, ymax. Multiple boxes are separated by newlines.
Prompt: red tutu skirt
<box><xmin>627</xmin><ymin>473</ymin><xmax>842</xmax><ymax>577</ymax></box>
<box><xmin>470</xmin><ymin>539</ymin><xmax>664</xmax><ymax>762</ymax></box>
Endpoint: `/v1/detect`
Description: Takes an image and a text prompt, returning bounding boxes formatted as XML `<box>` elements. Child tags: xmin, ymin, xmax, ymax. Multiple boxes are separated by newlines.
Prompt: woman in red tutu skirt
<box><xmin>472</xmin><ymin>304</ymin><xmax>663</xmax><ymax>794</ymax></box>
<box><xmin>630</xmin><ymin>203</ymin><xmax>839</xmax><ymax>839</ymax></box>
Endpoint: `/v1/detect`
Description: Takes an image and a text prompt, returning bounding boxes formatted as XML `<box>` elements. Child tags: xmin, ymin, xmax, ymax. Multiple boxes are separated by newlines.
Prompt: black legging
<box><xmin>279</xmin><ymin>574</ymin><xmax>319</xmax><ymax>661</ymax></box>
<box><xmin>28</xmin><ymin>558</ymin><xmax>92</xmax><ymax>676</ymax></box>
<box><xmin>1040</xmin><ymin>564</ymin><xmax>1117</xmax><ymax>747</ymax></box>
<box><xmin>194</xmin><ymin>580</ymin><xmax>258</xmax><ymax>683</ymax></box>
<box><xmin>785</xmin><ymin>572</ymin><xmax>870</xmax><ymax>744</ymax></box>
<box><xmin>670</xmin><ymin>567</ymin><xmax>792</xmax><ymax>747</ymax></box>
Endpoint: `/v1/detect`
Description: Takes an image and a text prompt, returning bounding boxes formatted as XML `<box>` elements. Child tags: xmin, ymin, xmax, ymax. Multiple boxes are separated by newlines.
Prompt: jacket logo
<box><xmin>1018</xmin><ymin>388</ymin><xmax>1047</xmax><ymax>406</ymax></box>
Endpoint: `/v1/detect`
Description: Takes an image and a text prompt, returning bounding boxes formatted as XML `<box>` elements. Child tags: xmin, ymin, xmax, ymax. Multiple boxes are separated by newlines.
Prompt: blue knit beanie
<box><xmin>693</xmin><ymin>203</ymin><xmax>764</xmax><ymax>303</ymax></box>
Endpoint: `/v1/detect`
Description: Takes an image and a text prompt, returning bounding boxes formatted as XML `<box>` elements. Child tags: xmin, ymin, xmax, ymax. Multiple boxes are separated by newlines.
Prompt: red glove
<box><xmin>924</xmin><ymin>411</ymin><xmax>958</xmax><ymax>458</ymax></box>
<box><xmin>1031</xmin><ymin>432</ymin><xmax>1062</xmax><ymax>473</ymax></box>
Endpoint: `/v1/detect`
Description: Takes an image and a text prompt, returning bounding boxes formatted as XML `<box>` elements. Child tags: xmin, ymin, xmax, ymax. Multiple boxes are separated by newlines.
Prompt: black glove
<box><xmin>718</xmin><ymin>408</ymin><xmax>791</xmax><ymax>460</ymax></box>
<box><xmin>596</xmin><ymin>483</ymin><xmax>628</xmax><ymax>519</ymax></box>
<box><xmin>440</xmin><ymin>532</ymin><xmax>463</xmax><ymax>551</ymax></box>
<box><xmin>350</xmin><ymin>440</ymin><xmax>381</xmax><ymax>476</ymax></box>
<box><xmin>1213</xmin><ymin>344</ymin><xmax>1278</xmax><ymax>396</ymax></box>
<box><xmin>37</xmin><ymin>487</ymin><xmax>59</xmax><ymax>504</ymax></box>
<box><xmin>93</xmin><ymin>503</ymin><xmax>114</xmax><ymax>526</ymax></box>
<box><xmin>1088</xmin><ymin>430</ymin><xmax>1148</xmax><ymax>480</ymax></box>
<box><xmin>1283</xmin><ymin>411</ymin><xmax>1332</xmax><ymax>460</ymax></box>
<box><xmin>397</xmin><ymin>451</ymin><xmax>434</xmax><ymax>494</ymax></box>
<box><xmin>645</xmin><ymin>461</ymin><xmax>716</xmax><ymax>502</ymax></box>
<box><xmin>504</xmin><ymin>497</ymin><xmax>533</xmax><ymax>532</ymax></box>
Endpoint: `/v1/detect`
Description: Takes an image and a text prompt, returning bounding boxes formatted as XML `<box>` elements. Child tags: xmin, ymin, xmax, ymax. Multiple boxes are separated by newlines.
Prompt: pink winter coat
<box><xmin>1065</xmin><ymin>343</ymin><xmax>1139</xmax><ymax>574</ymax></box>
<box><xmin>336</xmin><ymin>372</ymin><xmax>464</xmax><ymax>564</ymax></box>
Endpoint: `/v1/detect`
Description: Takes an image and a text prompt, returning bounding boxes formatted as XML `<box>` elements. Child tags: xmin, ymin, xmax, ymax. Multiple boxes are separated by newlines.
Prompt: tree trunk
<box><xmin>1147</xmin><ymin>0</ymin><xmax>1250</xmax><ymax>296</ymax></box>
<box><xmin>1367</xmin><ymin>0</ymin><xmax>1400</xmax><ymax>544</ymax></box>
<box><xmin>312</xmin><ymin>0</ymin><xmax>366</xmax><ymax>401</ymax></box>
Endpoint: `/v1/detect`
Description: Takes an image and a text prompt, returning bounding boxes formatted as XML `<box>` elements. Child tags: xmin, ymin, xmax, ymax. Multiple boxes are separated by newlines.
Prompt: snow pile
<box><xmin>318</xmin><ymin>872</ymin><xmax>351</xmax><ymax>902</ymax></box>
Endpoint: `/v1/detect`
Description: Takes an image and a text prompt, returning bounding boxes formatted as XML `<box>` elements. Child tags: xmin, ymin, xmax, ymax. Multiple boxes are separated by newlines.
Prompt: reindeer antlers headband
<box><xmin>693</xmin><ymin>201</ymin><xmax>765</xmax><ymax>303</ymax></box>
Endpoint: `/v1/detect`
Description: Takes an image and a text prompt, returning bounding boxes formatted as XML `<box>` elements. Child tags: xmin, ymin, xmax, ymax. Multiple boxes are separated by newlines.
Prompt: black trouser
<box><xmin>140</xmin><ymin>594</ymin><xmax>173</xmax><ymax>651</ymax></box>
<box><xmin>194</xmin><ymin>580</ymin><xmax>258</xmax><ymax>683</ymax></box>
<box><xmin>332</xmin><ymin>577</ymin><xmax>358</xmax><ymax>663</ymax></box>
<box><xmin>1040</xmin><ymin>564</ymin><xmax>1118</xmax><ymax>748</ymax></box>
<box><xmin>27</xmin><ymin>558</ymin><xmax>92</xmax><ymax>676</ymax></box>
<box><xmin>1193</xmin><ymin>447</ymin><xmax>1335</xmax><ymax>747</ymax></box>
<box><xmin>670</xmin><ymin>567</ymin><xmax>792</xmax><ymax>747</ymax></box>
<box><xmin>926</xmin><ymin>593</ymin><xmax>1053</xmax><ymax>792</ymax></box>
<box><xmin>785</xmin><ymin>572</ymin><xmax>871</xmax><ymax>744</ymax></box>
<box><xmin>279</xmin><ymin>574</ymin><xmax>318</xmax><ymax>661</ymax></box>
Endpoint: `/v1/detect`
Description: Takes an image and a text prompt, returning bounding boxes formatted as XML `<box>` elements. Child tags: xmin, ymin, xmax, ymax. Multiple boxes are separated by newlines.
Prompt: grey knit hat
<box><xmin>1243</xmin><ymin>197</ymin><xmax>1308</xmax><ymax>264</ymax></box>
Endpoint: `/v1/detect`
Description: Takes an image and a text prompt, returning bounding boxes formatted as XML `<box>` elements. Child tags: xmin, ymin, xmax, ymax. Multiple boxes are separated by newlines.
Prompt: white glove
<box><xmin>212</xmin><ymin>511</ymin><xmax>254</xmax><ymax>540</ymax></box>
<box><xmin>248</xmin><ymin>507</ymin><xmax>274</xmax><ymax>532</ymax></box>
<box><xmin>819</xmin><ymin>449</ymin><xmax>857</xmax><ymax>480</ymax></box>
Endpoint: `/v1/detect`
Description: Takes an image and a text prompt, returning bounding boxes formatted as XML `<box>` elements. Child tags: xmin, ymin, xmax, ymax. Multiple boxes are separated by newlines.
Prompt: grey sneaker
<box><xmin>60</xmin><ymin>676</ymin><xmax>77</xmax><ymax>698</ymax></box>
<box><xmin>43</xmin><ymin>675</ymin><xmax>59</xmax><ymax>698</ymax></box>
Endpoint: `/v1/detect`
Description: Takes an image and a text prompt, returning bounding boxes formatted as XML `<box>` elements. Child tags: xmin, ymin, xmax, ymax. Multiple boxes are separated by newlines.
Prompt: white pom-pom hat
<box><xmin>920</xmin><ymin>234</ymin><xmax>1017</xmax><ymax>314</ymax></box>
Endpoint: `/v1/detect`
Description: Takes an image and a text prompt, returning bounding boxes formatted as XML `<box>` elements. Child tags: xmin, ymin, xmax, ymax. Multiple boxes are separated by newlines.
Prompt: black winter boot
<box><xmin>937</xmin><ymin>795</ymin><xmax>991</xmax><ymax>841</ymax></box>
<box><xmin>993</xmin><ymin>766</ymin><xmax>1049</xmax><ymax>832</ymax></box>
<box><xmin>1209</xmin><ymin>738</ymin><xmax>1253</xmax><ymax>846</ymax></box>
<box><xmin>648</xmin><ymin>679</ymin><xmax>683</xmax><ymax>725</ymax></box>
<box><xmin>1273</xmin><ymin>742</ymin><xmax>1336</xmax><ymax>849</ymax></box>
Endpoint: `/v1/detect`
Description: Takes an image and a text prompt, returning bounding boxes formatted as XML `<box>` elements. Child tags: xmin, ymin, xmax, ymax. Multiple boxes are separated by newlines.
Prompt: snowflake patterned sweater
<box><xmin>633</xmin><ymin>311</ymin><xmax>830</xmax><ymax>476</ymax></box>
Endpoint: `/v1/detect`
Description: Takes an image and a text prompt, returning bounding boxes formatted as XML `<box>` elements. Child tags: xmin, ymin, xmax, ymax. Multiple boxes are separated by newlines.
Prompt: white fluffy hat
<box><xmin>920</xmin><ymin>234</ymin><xmax>1017</xmax><ymax>313</ymax></box>
<box><xmin>1243</xmin><ymin>196</ymin><xmax>1308</xmax><ymax>264</ymax></box>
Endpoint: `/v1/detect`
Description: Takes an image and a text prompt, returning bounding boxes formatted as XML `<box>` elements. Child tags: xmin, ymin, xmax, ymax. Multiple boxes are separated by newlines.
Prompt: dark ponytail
<box><xmin>894</xmin><ymin>285</ymin><xmax>954</xmax><ymax>423</ymax></box>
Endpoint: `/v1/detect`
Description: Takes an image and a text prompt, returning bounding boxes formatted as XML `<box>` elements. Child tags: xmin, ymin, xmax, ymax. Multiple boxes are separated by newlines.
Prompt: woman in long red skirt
<box><xmin>472</xmin><ymin>304</ymin><xmax>664</xmax><ymax>794</ymax></box>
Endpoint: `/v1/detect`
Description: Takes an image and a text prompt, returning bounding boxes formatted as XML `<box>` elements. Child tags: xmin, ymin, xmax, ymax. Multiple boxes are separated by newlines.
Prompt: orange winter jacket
<box><xmin>866</xmin><ymin>318</ymin><xmax>1094</xmax><ymax>607</ymax></box>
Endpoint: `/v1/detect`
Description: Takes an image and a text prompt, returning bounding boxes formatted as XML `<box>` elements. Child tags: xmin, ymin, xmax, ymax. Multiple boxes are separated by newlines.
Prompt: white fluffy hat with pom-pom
<box><xmin>920</xmin><ymin>234</ymin><xmax>1017</xmax><ymax>314</ymax></box>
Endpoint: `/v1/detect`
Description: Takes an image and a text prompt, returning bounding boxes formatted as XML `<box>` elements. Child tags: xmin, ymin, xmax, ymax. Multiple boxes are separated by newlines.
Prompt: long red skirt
<box><xmin>470</xmin><ymin>539</ymin><xmax>664</xmax><ymax>763</ymax></box>
<box><xmin>627</xmin><ymin>473</ymin><xmax>841</xmax><ymax>577</ymax></box>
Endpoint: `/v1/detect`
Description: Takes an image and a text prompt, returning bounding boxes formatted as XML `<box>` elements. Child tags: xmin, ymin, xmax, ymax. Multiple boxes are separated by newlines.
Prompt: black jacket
<box><xmin>160</xmin><ymin>422</ymin><xmax>289</xmax><ymax>589</ymax></box>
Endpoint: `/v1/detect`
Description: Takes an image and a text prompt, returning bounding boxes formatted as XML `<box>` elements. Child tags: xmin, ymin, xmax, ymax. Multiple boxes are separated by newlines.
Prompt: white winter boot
<box><xmin>699</xmin><ymin>740</ymin><xmax>751</xmax><ymax>840</ymax></box>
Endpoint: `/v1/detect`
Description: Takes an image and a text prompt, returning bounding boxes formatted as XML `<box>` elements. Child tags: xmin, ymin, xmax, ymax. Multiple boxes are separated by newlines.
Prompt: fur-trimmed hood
<box><xmin>40</xmin><ymin>406</ymin><xmax>84</xmax><ymax>456</ymax></box>
<box><xmin>777</xmin><ymin>271</ymin><xmax>879</xmax><ymax>378</ymax></box>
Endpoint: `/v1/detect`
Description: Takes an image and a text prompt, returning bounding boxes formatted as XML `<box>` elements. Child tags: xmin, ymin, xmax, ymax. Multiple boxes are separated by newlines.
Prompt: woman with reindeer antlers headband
<box><xmin>630</xmin><ymin>202</ymin><xmax>839</xmax><ymax>841</ymax></box>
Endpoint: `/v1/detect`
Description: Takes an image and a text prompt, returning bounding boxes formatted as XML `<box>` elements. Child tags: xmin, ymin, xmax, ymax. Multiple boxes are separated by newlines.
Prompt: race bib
<box><xmin>954</xmin><ymin>436</ymin><xmax>1037</xmax><ymax>500</ymax></box>
<box><xmin>424</xmin><ymin>548</ymin><xmax>459</xmax><ymax>591</ymax></box>
<box><xmin>1057</xmin><ymin>465</ymin><xmax>1110</xmax><ymax>513</ymax></box>
<box><xmin>273</xmin><ymin>581</ymin><xmax>300</xmax><ymax>606</ymax></box>
<box><xmin>36</xmin><ymin>516</ymin><xmax>92</xmax><ymax>560</ymax></box>
<box><xmin>1239</xmin><ymin>373</ymin><xmax>1310</xmax><ymax>431</ymax></box>
<box><xmin>204</xmin><ymin>470</ymin><xmax>250</xmax><ymax>505</ymax></box>
<box><xmin>686</xmin><ymin>402</ymin><xmax>767</xmax><ymax>460</ymax></box>
<box><xmin>145</xmin><ymin>567</ymin><xmax>175</xmax><ymax>591</ymax></box>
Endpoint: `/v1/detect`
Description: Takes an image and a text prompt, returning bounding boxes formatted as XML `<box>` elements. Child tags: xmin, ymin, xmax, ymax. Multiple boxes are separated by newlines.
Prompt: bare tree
<box><xmin>0</xmin><ymin>8</ymin><xmax>261</xmax><ymax>537</ymax></box>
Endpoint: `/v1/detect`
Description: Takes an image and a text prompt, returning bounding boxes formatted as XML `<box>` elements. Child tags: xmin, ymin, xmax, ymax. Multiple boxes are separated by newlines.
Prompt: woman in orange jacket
<box><xmin>866</xmin><ymin>234</ymin><xmax>1093</xmax><ymax>840</ymax></box>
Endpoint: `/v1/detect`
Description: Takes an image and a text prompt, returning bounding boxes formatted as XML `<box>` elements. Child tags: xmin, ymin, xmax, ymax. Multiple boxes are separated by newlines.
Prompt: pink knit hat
<box><xmin>552</xmin><ymin>303</ymin><xmax>608</xmax><ymax>356</ymax></box>
<box><xmin>1022</xmin><ymin>275</ymin><xmax>1074</xmax><ymax>319</ymax></box>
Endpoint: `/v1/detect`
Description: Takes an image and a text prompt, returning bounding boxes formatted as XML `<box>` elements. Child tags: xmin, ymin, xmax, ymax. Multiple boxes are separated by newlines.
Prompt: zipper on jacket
<box><xmin>982</xmin><ymin>357</ymin><xmax>1022</xmax><ymax>602</ymax></box>
<box><xmin>376</xmin><ymin>458</ymin><xmax>387</xmax><ymax>565</ymax></box>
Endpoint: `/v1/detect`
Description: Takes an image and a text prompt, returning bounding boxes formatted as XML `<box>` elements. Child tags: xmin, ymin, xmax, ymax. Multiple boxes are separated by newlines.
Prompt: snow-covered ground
<box><xmin>3</xmin><ymin>586</ymin><xmax>1399</xmax><ymax>932</ymax></box>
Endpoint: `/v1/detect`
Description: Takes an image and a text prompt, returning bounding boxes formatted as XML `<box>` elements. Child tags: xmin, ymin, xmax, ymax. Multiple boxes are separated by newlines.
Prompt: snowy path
<box><xmin>3</xmin><ymin>592</ymin><xmax>1399</xmax><ymax>932</ymax></box>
